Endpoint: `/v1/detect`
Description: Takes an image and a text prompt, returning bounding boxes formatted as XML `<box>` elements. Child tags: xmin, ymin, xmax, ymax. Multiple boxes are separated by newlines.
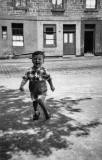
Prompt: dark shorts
<box><xmin>30</xmin><ymin>92</ymin><xmax>47</xmax><ymax>102</ymax></box>
<box><xmin>29</xmin><ymin>80</ymin><xmax>47</xmax><ymax>96</ymax></box>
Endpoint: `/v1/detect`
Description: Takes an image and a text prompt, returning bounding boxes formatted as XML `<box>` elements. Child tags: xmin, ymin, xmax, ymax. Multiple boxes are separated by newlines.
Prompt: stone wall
<box><xmin>0</xmin><ymin>0</ymin><xmax>102</xmax><ymax>19</ymax></box>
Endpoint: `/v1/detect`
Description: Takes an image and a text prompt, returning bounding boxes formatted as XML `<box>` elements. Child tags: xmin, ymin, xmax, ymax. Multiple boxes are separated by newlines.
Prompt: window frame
<box><xmin>84</xmin><ymin>0</ymin><xmax>99</xmax><ymax>11</ymax></box>
<box><xmin>12</xmin><ymin>23</ymin><xmax>24</xmax><ymax>47</ymax></box>
<box><xmin>43</xmin><ymin>24</ymin><xmax>56</xmax><ymax>48</ymax></box>
<box><xmin>2</xmin><ymin>26</ymin><xmax>7</xmax><ymax>40</ymax></box>
<box><xmin>51</xmin><ymin>0</ymin><xmax>65</xmax><ymax>12</ymax></box>
<box><xmin>13</xmin><ymin>0</ymin><xmax>28</xmax><ymax>10</ymax></box>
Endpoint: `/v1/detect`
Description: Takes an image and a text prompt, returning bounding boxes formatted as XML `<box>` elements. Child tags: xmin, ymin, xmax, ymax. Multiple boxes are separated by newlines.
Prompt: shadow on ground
<box><xmin>0</xmin><ymin>86</ymin><xmax>102</xmax><ymax>160</ymax></box>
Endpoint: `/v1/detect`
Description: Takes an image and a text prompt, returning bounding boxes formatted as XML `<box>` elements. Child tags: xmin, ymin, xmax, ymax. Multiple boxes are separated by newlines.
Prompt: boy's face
<box><xmin>32</xmin><ymin>54</ymin><xmax>44</xmax><ymax>68</ymax></box>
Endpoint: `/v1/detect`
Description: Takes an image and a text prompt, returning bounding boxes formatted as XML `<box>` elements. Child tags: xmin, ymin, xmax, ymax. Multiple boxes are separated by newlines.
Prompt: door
<box><xmin>63</xmin><ymin>32</ymin><xmax>75</xmax><ymax>55</ymax></box>
<box><xmin>84</xmin><ymin>24</ymin><xmax>95</xmax><ymax>54</ymax></box>
<box><xmin>84</xmin><ymin>31</ymin><xmax>94</xmax><ymax>53</ymax></box>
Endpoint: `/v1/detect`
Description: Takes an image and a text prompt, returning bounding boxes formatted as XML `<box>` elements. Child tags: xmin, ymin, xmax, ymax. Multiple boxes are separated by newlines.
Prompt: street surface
<box><xmin>0</xmin><ymin>56</ymin><xmax>102</xmax><ymax>160</ymax></box>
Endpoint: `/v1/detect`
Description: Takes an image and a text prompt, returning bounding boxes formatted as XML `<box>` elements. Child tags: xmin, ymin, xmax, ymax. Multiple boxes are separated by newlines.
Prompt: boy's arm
<box><xmin>43</xmin><ymin>67</ymin><xmax>55</xmax><ymax>91</ymax></box>
<box><xmin>19</xmin><ymin>70</ymin><xmax>29</xmax><ymax>91</ymax></box>
<box><xmin>47</xmin><ymin>78</ymin><xmax>55</xmax><ymax>91</ymax></box>
<box><xmin>19</xmin><ymin>78</ymin><xmax>28</xmax><ymax>91</ymax></box>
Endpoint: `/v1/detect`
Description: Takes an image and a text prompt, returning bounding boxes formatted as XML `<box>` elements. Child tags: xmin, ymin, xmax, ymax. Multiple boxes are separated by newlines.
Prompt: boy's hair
<box><xmin>32</xmin><ymin>51</ymin><xmax>45</xmax><ymax>59</ymax></box>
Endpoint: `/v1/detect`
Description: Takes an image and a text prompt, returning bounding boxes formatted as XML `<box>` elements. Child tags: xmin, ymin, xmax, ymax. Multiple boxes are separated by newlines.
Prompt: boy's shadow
<box><xmin>0</xmin><ymin>86</ymin><xmax>102</xmax><ymax>160</ymax></box>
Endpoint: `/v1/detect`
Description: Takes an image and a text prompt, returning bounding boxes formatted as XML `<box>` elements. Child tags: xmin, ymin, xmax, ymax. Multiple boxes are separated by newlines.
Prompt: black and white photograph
<box><xmin>0</xmin><ymin>0</ymin><xmax>102</xmax><ymax>160</ymax></box>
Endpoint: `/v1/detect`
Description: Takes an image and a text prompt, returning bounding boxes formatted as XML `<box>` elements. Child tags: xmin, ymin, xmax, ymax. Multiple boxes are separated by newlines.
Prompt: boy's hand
<box><xmin>19</xmin><ymin>87</ymin><xmax>24</xmax><ymax>92</ymax></box>
<box><xmin>51</xmin><ymin>86</ymin><xmax>55</xmax><ymax>92</ymax></box>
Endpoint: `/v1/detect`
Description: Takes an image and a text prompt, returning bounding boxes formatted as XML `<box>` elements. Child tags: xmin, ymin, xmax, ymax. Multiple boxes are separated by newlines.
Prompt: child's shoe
<box><xmin>45</xmin><ymin>114</ymin><xmax>51</xmax><ymax>120</ymax></box>
<box><xmin>33</xmin><ymin>111</ymin><xmax>40</xmax><ymax>120</ymax></box>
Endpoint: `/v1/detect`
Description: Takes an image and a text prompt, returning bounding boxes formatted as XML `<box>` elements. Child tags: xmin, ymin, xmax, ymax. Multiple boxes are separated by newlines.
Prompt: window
<box><xmin>13</xmin><ymin>0</ymin><xmax>27</xmax><ymax>8</ymax></box>
<box><xmin>52</xmin><ymin>0</ymin><xmax>64</xmax><ymax>11</ymax></box>
<box><xmin>64</xmin><ymin>33</ymin><xmax>74</xmax><ymax>44</ymax></box>
<box><xmin>12</xmin><ymin>23</ymin><xmax>24</xmax><ymax>47</ymax></box>
<box><xmin>69</xmin><ymin>33</ymin><xmax>74</xmax><ymax>43</ymax></box>
<box><xmin>2</xmin><ymin>26</ymin><xmax>7</xmax><ymax>40</ymax></box>
<box><xmin>86</xmin><ymin>0</ymin><xmax>96</xmax><ymax>9</ymax></box>
<box><xmin>43</xmin><ymin>25</ymin><xmax>56</xmax><ymax>47</ymax></box>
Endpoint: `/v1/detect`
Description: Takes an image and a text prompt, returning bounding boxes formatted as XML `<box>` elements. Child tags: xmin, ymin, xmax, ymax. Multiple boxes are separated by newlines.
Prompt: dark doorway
<box><xmin>84</xmin><ymin>31</ymin><xmax>94</xmax><ymax>53</ymax></box>
<box><xmin>84</xmin><ymin>24</ymin><xmax>95</xmax><ymax>54</ymax></box>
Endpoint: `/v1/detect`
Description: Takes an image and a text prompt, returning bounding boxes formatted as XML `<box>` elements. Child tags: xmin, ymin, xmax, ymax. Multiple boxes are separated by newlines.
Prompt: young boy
<box><xmin>19</xmin><ymin>51</ymin><xmax>55</xmax><ymax>120</ymax></box>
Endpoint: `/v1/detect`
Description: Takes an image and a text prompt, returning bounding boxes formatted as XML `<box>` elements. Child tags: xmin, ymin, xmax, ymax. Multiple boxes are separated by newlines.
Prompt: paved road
<box><xmin>0</xmin><ymin>56</ymin><xmax>102</xmax><ymax>76</ymax></box>
<box><xmin>0</xmin><ymin>56</ymin><xmax>102</xmax><ymax>160</ymax></box>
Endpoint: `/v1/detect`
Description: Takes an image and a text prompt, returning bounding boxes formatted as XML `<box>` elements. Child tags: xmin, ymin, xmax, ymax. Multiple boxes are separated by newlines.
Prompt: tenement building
<box><xmin>0</xmin><ymin>0</ymin><xmax>102</xmax><ymax>57</ymax></box>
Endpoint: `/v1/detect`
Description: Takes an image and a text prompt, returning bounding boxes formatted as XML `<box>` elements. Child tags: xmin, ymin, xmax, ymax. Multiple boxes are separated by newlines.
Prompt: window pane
<box><xmin>19</xmin><ymin>36</ymin><xmax>23</xmax><ymax>40</ymax></box>
<box><xmin>15</xmin><ymin>0</ymin><xmax>21</xmax><ymax>7</ymax></box>
<box><xmin>2</xmin><ymin>26</ymin><xmax>7</xmax><ymax>31</ymax></box>
<box><xmin>64</xmin><ymin>33</ymin><xmax>68</xmax><ymax>43</ymax></box>
<box><xmin>12</xmin><ymin>29</ymin><xmax>16</xmax><ymax>35</ymax></box>
<box><xmin>86</xmin><ymin>0</ymin><xmax>96</xmax><ymax>8</ymax></box>
<box><xmin>2</xmin><ymin>35</ymin><xmax>7</xmax><ymax>40</ymax></box>
<box><xmin>3</xmin><ymin>32</ymin><xmax>7</xmax><ymax>35</ymax></box>
<box><xmin>46</xmin><ymin>28</ymin><xmax>54</xmax><ymax>33</ymax></box>
<box><xmin>46</xmin><ymin>34</ymin><xmax>54</xmax><ymax>40</ymax></box>
<box><xmin>22</xmin><ymin>0</ymin><xmax>26</xmax><ymax>7</ymax></box>
<box><xmin>57</xmin><ymin>0</ymin><xmax>62</xmax><ymax>6</ymax></box>
<box><xmin>13</xmin><ymin>36</ymin><xmax>17</xmax><ymax>40</ymax></box>
<box><xmin>52</xmin><ymin>0</ymin><xmax>63</xmax><ymax>8</ymax></box>
<box><xmin>16</xmin><ymin>36</ymin><xmax>19</xmax><ymax>40</ymax></box>
<box><xmin>52</xmin><ymin>0</ymin><xmax>56</xmax><ymax>5</ymax></box>
<box><xmin>15</xmin><ymin>0</ymin><xmax>26</xmax><ymax>7</ymax></box>
<box><xmin>91</xmin><ymin>0</ymin><xmax>96</xmax><ymax>8</ymax></box>
<box><xmin>69</xmin><ymin>33</ymin><xmax>73</xmax><ymax>43</ymax></box>
<box><xmin>46</xmin><ymin>40</ymin><xmax>54</xmax><ymax>45</ymax></box>
<box><xmin>13</xmin><ymin>41</ymin><xmax>23</xmax><ymax>46</ymax></box>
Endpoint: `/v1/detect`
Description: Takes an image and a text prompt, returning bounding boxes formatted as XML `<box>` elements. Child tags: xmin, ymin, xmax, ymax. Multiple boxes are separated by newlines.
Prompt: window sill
<box><xmin>13</xmin><ymin>46</ymin><xmax>24</xmax><ymax>47</ymax></box>
<box><xmin>84</xmin><ymin>9</ymin><xmax>98</xmax><ymax>12</ymax></box>
<box><xmin>14</xmin><ymin>6</ymin><xmax>28</xmax><ymax>11</ymax></box>
<box><xmin>44</xmin><ymin>45</ymin><xmax>56</xmax><ymax>48</ymax></box>
<box><xmin>51</xmin><ymin>8</ymin><xmax>65</xmax><ymax>12</ymax></box>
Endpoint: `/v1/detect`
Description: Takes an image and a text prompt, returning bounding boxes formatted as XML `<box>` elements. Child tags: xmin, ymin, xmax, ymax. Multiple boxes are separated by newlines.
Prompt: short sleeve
<box><xmin>22</xmin><ymin>68</ymin><xmax>31</xmax><ymax>80</ymax></box>
<box><xmin>42</xmin><ymin>67</ymin><xmax>51</xmax><ymax>80</ymax></box>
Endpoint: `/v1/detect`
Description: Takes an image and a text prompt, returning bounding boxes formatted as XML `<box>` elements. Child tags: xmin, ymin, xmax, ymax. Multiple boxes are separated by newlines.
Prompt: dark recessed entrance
<box><xmin>84</xmin><ymin>31</ymin><xmax>94</xmax><ymax>53</ymax></box>
<box><xmin>84</xmin><ymin>24</ymin><xmax>95</xmax><ymax>54</ymax></box>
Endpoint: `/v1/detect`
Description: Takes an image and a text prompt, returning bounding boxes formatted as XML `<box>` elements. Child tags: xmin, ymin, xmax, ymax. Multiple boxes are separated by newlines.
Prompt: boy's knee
<box><xmin>38</xmin><ymin>95</ymin><xmax>46</xmax><ymax>102</ymax></box>
<box><xmin>37</xmin><ymin>98</ymin><xmax>42</xmax><ymax>103</ymax></box>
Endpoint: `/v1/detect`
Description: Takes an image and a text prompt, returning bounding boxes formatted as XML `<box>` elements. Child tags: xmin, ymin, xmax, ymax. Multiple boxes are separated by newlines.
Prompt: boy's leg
<box><xmin>33</xmin><ymin>100</ymin><xmax>38</xmax><ymax>112</ymax></box>
<box><xmin>33</xmin><ymin>100</ymin><xmax>40</xmax><ymax>120</ymax></box>
<box><xmin>37</xmin><ymin>94</ymin><xmax>50</xmax><ymax>120</ymax></box>
<box><xmin>31</xmin><ymin>93</ymin><xmax>40</xmax><ymax>120</ymax></box>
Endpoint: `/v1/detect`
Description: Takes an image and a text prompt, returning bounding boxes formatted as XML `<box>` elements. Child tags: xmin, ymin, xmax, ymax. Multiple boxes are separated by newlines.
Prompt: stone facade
<box><xmin>0</xmin><ymin>0</ymin><xmax>102</xmax><ymax>57</ymax></box>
